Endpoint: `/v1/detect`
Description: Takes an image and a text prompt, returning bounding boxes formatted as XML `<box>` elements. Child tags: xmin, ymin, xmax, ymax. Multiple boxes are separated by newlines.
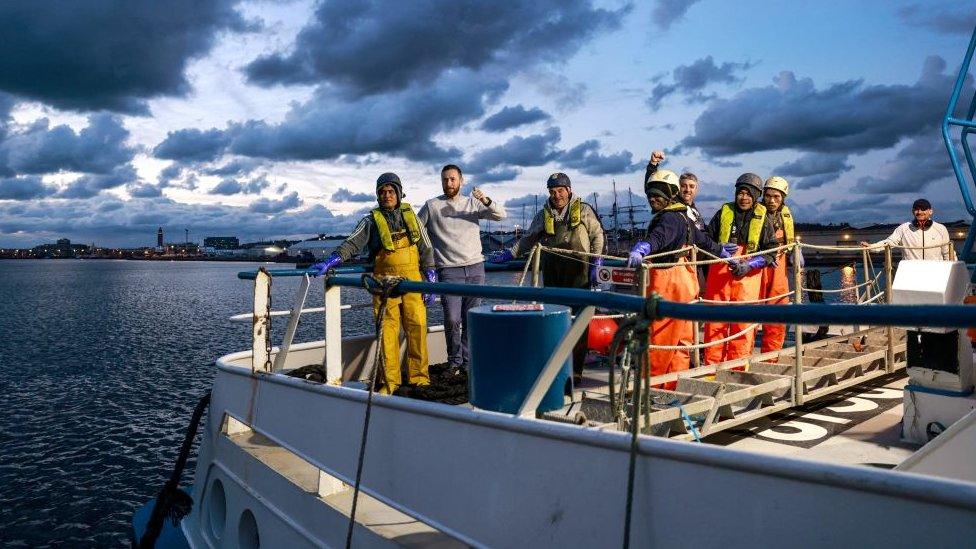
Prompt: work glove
<box><xmin>488</xmin><ymin>248</ymin><xmax>515</xmax><ymax>264</ymax></box>
<box><xmin>589</xmin><ymin>257</ymin><xmax>604</xmax><ymax>288</ymax></box>
<box><xmin>423</xmin><ymin>268</ymin><xmax>437</xmax><ymax>306</ymax></box>
<box><xmin>627</xmin><ymin>241</ymin><xmax>651</xmax><ymax>268</ymax></box>
<box><xmin>730</xmin><ymin>256</ymin><xmax>767</xmax><ymax>278</ymax></box>
<box><xmin>721</xmin><ymin>243</ymin><xmax>739</xmax><ymax>256</ymax></box>
<box><xmin>719</xmin><ymin>247</ymin><xmax>734</xmax><ymax>259</ymax></box>
<box><xmin>309</xmin><ymin>252</ymin><xmax>342</xmax><ymax>277</ymax></box>
<box><xmin>787</xmin><ymin>247</ymin><xmax>805</xmax><ymax>269</ymax></box>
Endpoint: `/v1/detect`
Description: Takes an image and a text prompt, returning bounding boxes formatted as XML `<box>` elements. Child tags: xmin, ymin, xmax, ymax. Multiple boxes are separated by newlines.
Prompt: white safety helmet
<box><xmin>764</xmin><ymin>176</ymin><xmax>789</xmax><ymax>198</ymax></box>
<box><xmin>645</xmin><ymin>169</ymin><xmax>680</xmax><ymax>200</ymax></box>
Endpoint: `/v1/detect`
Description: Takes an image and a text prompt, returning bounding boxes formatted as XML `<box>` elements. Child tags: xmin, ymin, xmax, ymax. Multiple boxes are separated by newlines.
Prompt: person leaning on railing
<box><xmin>626</xmin><ymin>169</ymin><xmax>733</xmax><ymax>389</ymax></box>
<box><xmin>309</xmin><ymin>172</ymin><xmax>437</xmax><ymax>395</ymax></box>
<box><xmin>488</xmin><ymin>172</ymin><xmax>605</xmax><ymax>383</ymax></box>
<box><xmin>859</xmin><ymin>198</ymin><xmax>954</xmax><ymax>260</ymax></box>
<box><xmin>756</xmin><ymin>176</ymin><xmax>801</xmax><ymax>359</ymax></box>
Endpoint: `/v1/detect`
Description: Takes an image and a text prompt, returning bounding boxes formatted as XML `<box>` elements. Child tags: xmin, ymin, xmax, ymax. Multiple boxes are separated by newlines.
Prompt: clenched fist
<box><xmin>651</xmin><ymin>150</ymin><xmax>666</xmax><ymax>165</ymax></box>
<box><xmin>472</xmin><ymin>187</ymin><xmax>490</xmax><ymax>205</ymax></box>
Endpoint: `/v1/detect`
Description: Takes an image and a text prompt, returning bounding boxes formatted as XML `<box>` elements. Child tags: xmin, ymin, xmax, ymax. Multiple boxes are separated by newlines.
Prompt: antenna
<box><xmin>612</xmin><ymin>179</ymin><xmax>620</xmax><ymax>252</ymax></box>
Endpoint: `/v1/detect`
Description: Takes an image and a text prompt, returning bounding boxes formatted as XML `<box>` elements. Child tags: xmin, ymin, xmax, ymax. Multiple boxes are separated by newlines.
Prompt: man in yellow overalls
<box><xmin>311</xmin><ymin>172</ymin><xmax>437</xmax><ymax>394</ymax></box>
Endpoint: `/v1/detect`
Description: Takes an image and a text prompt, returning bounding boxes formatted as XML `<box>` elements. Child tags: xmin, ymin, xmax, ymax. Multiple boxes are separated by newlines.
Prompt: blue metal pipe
<box><xmin>321</xmin><ymin>275</ymin><xmax>976</xmax><ymax>330</ymax></box>
<box><xmin>236</xmin><ymin>265</ymin><xmax>368</xmax><ymax>280</ymax></box>
<box><xmin>942</xmin><ymin>26</ymin><xmax>976</xmax><ymax>216</ymax></box>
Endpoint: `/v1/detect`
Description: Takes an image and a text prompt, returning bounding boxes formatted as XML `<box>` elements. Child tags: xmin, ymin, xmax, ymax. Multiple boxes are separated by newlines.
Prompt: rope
<box><xmin>346</xmin><ymin>274</ymin><xmax>400</xmax><ymax>548</ymax></box>
<box><xmin>697</xmin><ymin>291</ymin><xmax>794</xmax><ymax>305</ymax></box>
<box><xmin>646</xmin><ymin>323</ymin><xmax>759</xmax><ymax>350</ymax></box>
<box><xmin>622</xmin><ymin>298</ymin><xmax>654</xmax><ymax>549</ymax></box>
<box><xmin>516</xmin><ymin>245</ymin><xmax>536</xmax><ymax>287</ymax></box>
<box><xmin>668</xmin><ymin>399</ymin><xmax>702</xmax><ymax>442</ymax></box>
<box><xmin>860</xmin><ymin>291</ymin><xmax>886</xmax><ymax>304</ymax></box>
<box><xmin>642</xmin><ymin>243</ymin><xmax>794</xmax><ymax>268</ymax></box>
<box><xmin>139</xmin><ymin>391</ymin><xmax>212</xmax><ymax>549</ymax></box>
<box><xmin>803</xmin><ymin>271</ymin><xmax>883</xmax><ymax>293</ymax></box>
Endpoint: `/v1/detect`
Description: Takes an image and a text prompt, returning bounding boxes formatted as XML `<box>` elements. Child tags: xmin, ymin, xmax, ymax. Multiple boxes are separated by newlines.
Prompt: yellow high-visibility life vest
<box><xmin>372</xmin><ymin>203</ymin><xmax>421</xmax><ymax>251</ymax></box>
<box><xmin>543</xmin><ymin>197</ymin><xmax>582</xmax><ymax>235</ymax></box>
<box><xmin>718</xmin><ymin>202</ymin><xmax>767</xmax><ymax>252</ymax></box>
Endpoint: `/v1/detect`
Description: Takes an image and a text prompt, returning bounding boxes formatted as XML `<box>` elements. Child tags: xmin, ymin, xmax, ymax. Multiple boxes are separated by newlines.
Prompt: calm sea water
<box><xmin>0</xmin><ymin>260</ymin><xmax>856</xmax><ymax>546</ymax></box>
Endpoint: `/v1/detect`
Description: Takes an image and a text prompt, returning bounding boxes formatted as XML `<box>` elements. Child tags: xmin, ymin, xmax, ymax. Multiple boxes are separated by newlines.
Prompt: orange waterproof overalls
<box><xmin>643</xmin><ymin>207</ymin><xmax>698</xmax><ymax>390</ymax></box>
<box><xmin>702</xmin><ymin>203</ymin><xmax>766</xmax><ymax>365</ymax></box>
<box><xmin>758</xmin><ymin>206</ymin><xmax>794</xmax><ymax>358</ymax></box>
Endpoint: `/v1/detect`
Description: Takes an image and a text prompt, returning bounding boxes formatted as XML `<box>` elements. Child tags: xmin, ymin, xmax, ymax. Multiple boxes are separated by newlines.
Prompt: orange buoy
<box><xmin>587</xmin><ymin>316</ymin><xmax>619</xmax><ymax>355</ymax></box>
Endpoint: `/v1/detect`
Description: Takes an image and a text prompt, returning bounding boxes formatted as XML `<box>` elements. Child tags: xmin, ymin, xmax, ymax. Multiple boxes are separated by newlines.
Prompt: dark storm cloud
<box><xmin>559</xmin><ymin>140</ymin><xmax>636</xmax><ymax>176</ymax></box>
<box><xmin>332</xmin><ymin>188</ymin><xmax>374</xmax><ymax>202</ymax></box>
<box><xmin>898</xmin><ymin>5</ymin><xmax>976</xmax><ymax>36</ymax></box>
<box><xmin>466</xmin><ymin>127</ymin><xmax>636</xmax><ymax>181</ymax></box>
<box><xmin>467</xmin><ymin>128</ymin><xmax>563</xmax><ymax>176</ymax></box>
<box><xmin>200</xmin><ymin>158</ymin><xmax>264</xmax><ymax>177</ymax></box>
<box><xmin>0</xmin><ymin>114</ymin><xmax>135</xmax><ymax>176</ymax></box>
<box><xmin>248</xmin><ymin>191</ymin><xmax>302</xmax><ymax>213</ymax></box>
<box><xmin>481</xmin><ymin>105</ymin><xmax>552</xmax><ymax>133</ymax></box>
<box><xmin>0</xmin><ymin>176</ymin><xmax>56</xmax><ymax>200</ymax></box>
<box><xmin>56</xmin><ymin>165</ymin><xmax>139</xmax><ymax>199</ymax></box>
<box><xmin>244</xmin><ymin>0</ymin><xmax>628</xmax><ymax>96</ymax></box>
<box><xmin>209</xmin><ymin>176</ymin><xmax>270</xmax><ymax>196</ymax></box>
<box><xmin>154</xmin><ymin>128</ymin><xmax>232</xmax><ymax>163</ymax></box>
<box><xmin>228</xmin><ymin>70</ymin><xmax>507</xmax><ymax>163</ymax></box>
<box><xmin>504</xmin><ymin>193</ymin><xmax>545</xmax><ymax>208</ymax></box>
<box><xmin>127</xmin><ymin>183</ymin><xmax>164</xmax><ymax>198</ymax></box>
<box><xmin>0</xmin><ymin>1</ymin><xmax>254</xmax><ymax>113</ymax></box>
<box><xmin>774</xmin><ymin>152</ymin><xmax>853</xmax><ymax>190</ymax></box>
<box><xmin>682</xmin><ymin>57</ymin><xmax>966</xmax><ymax>157</ymax></box>
<box><xmin>853</xmin><ymin>135</ymin><xmax>954</xmax><ymax>195</ymax></box>
<box><xmin>647</xmin><ymin>56</ymin><xmax>754</xmax><ymax>111</ymax></box>
<box><xmin>652</xmin><ymin>0</ymin><xmax>702</xmax><ymax>30</ymax></box>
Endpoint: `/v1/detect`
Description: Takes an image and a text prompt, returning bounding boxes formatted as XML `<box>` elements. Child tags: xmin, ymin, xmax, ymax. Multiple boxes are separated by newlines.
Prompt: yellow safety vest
<box><xmin>777</xmin><ymin>205</ymin><xmax>795</xmax><ymax>245</ymax></box>
<box><xmin>372</xmin><ymin>203</ymin><xmax>421</xmax><ymax>251</ymax></box>
<box><xmin>543</xmin><ymin>197</ymin><xmax>582</xmax><ymax>235</ymax></box>
<box><xmin>717</xmin><ymin>202</ymin><xmax>767</xmax><ymax>253</ymax></box>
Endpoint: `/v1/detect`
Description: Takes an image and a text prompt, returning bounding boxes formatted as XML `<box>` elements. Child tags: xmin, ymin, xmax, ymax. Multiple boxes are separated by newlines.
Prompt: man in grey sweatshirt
<box><xmin>418</xmin><ymin>164</ymin><xmax>507</xmax><ymax>371</ymax></box>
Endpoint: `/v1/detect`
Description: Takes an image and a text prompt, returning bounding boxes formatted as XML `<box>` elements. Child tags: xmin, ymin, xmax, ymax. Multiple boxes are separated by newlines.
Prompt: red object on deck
<box><xmin>965</xmin><ymin>295</ymin><xmax>976</xmax><ymax>343</ymax></box>
<box><xmin>587</xmin><ymin>316</ymin><xmax>619</xmax><ymax>355</ymax></box>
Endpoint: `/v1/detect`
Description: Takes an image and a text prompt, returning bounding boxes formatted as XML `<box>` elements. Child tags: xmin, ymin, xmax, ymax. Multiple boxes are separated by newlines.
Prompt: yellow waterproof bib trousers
<box><xmin>372</xmin><ymin>234</ymin><xmax>430</xmax><ymax>394</ymax></box>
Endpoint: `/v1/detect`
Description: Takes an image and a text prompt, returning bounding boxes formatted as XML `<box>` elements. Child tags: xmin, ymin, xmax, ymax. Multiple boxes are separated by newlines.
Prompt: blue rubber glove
<box><xmin>423</xmin><ymin>268</ymin><xmax>437</xmax><ymax>306</ymax></box>
<box><xmin>730</xmin><ymin>256</ymin><xmax>766</xmax><ymax>278</ymax></box>
<box><xmin>627</xmin><ymin>241</ymin><xmax>651</xmax><ymax>268</ymax></box>
<box><xmin>309</xmin><ymin>252</ymin><xmax>342</xmax><ymax>277</ymax></box>
<box><xmin>488</xmin><ymin>248</ymin><xmax>515</xmax><ymax>264</ymax></box>
<box><xmin>589</xmin><ymin>257</ymin><xmax>604</xmax><ymax>287</ymax></box>
<box><xmin>719</xmin><ymin>247</ymin><xmax>734</xmax><ymax>259</ymax></box>
<box><xmin>721</xmin><ymin>243</ymin><xmax>739</xmax><ymax>256</ymax></box>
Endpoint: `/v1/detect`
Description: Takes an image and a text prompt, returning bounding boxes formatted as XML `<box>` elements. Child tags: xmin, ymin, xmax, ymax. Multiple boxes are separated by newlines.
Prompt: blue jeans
<box><xmin>438</xmin><ymin>262</ymin><xmax>486</xmax><ymax>368</ymax></box>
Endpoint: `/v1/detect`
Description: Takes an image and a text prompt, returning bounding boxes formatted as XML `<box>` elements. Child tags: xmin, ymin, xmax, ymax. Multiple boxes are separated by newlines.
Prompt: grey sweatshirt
<box><xmin>418</xmin><ymin>194</ymin><xmax>506</xmax><ymax>268</ymax></box>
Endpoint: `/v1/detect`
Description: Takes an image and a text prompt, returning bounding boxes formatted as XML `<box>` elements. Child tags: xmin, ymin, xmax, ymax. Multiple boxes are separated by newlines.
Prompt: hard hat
<box><xmin>547</xmin><ymin>172</ymin><xmax>571</xmax><ymax>189</ymax></box>
<box><xmin>376</xmin><ymin>172</ymin><xmax>404</xmax><ymax>198</ymax></box>
<box><xmin>764</xmin><ymin>176</ymin><xmax>789</xmax><ymax>197</ymax></box>
<box><xmin>734</xmin><ymin>172</ymin><xmax>762</xmax><ymax>201</ymax></box>
<box><xmin>645</xmin><ymin>169</ymin><xmax>680</xmax><ymax>200</ymax></box>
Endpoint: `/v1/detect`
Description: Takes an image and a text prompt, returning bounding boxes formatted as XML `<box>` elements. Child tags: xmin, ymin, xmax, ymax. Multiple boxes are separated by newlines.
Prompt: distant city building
<box><xmin>157</xmin><ymin>227</ymin><xmax>163</xmax><ymax>247</ymax></box>
<box><xmin>31</xmin><ymin>238</ymin><xmax>89</xmax><ymax>258</ymax></box>
<box><xmin>203</xmin><ymin>236</ymin><xmax>240</xmax><ymax>250</ymax></box>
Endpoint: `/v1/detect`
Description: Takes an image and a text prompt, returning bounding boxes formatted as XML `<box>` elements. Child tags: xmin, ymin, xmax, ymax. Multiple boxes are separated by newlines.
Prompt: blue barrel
<box><xmin>467</xmin><ymin>304</ymin><xmax>571</xmax><ymax>413</ymax></box>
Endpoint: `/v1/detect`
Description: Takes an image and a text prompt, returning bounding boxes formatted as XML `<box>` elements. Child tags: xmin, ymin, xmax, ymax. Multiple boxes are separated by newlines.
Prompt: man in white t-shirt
<box><xmin>860</xmin><ymin>198</ymin><xmax>953</xmax><ymax>260</ymax></box>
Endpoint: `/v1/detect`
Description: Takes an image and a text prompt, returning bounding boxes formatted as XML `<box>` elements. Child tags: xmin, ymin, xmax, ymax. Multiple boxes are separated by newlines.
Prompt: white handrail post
<box><xmin>272</xmin><ymin>274</ymin><xmax>311</xmax><ymax>372</ymax></box>
<box><xmin>792</xmin><ymin>244</ymin><xmax>804</xmax><ymax>405</ymax></box>
<box><xmin>323</xmin><ymin>281</ymin><xmax>343</xmax><ymax>383</ymax></box>
<box><xmin>885</xmin><ymin>244</ymin><xmax>895</xmax><ymax>373</ymax></box>
<box><xmin>252</xmin><ymin>268</ymin><xmax>272</xmax><ymax>373</ymax></box>
<box><xmin>531</xmin><ymin>243</ymin><xmax>542</xmax><ymax>288</ymax></box>
<box><xmin>517</xmin><ymin>306</ymin><xmax>596</xmax><ymax>417</ymax></box>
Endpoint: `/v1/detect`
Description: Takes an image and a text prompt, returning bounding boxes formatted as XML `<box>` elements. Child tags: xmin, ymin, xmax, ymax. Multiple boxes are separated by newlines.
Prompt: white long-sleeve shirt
<box><xmin>875</xmin><ymin>221</ymin><xmax>953</xmax><ymax>260</ymax></box>
<box><xmin>418</xmin><ymin>194</ymin><xmax>506</xmax><ymax>268</ymax></box>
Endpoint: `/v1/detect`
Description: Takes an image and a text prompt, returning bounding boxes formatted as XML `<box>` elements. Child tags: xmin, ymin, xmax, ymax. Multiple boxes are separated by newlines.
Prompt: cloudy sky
<box><xmin>0</xmin><ymin>0</ymin><xmax>974</xmax><ymax>247</ymax></box>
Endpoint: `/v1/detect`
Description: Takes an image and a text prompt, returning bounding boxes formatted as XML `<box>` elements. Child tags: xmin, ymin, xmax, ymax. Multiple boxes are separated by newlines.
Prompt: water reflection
<box><xmin>839</xmin><ymin>265</ymin><xmax>858</xmax><ymax>304</ymax></box>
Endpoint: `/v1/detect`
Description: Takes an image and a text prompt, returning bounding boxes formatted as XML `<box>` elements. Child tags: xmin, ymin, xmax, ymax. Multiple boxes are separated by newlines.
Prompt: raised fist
<box><xmin>651</xmin><ymin>150</ymin><xmax>666</xmax><ymax>165</ymax></box>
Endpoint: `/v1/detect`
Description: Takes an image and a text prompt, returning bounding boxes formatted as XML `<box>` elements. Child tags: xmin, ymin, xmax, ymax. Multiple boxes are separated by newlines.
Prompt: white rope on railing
<box><xmin>646</xmin><ymin>323</ymin><xmax>760</xmax><ymax>351</ymax></box>
<box><xmin>803</xmin><ymin>271</ymin><xmax>883</xmax><ymax>293</ymax></box>
<box><xmin>860</xmin><ymin>291</ymin><xmax>886</xmax><ymax>305</ymax></box>
<box><xmin>697</xmin><ymin>290</ymin><xmax>795</xmax><ymax>305</ymax></box>
<box><xmin>516</xmin><ymin>244</ymin><xmax>536</xmax><ymax>287</ymax></box>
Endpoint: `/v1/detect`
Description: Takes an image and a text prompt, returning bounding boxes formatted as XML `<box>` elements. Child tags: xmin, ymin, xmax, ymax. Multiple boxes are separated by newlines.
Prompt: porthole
<box><xmin>207</xmin><ymin>479</ymin><xmax>227</xmax><ymax>540</ymax></box>
<box><xmin>238</xmin><ymin>509</ymin><xmax>260</xmax><ymax>549</ymax></box>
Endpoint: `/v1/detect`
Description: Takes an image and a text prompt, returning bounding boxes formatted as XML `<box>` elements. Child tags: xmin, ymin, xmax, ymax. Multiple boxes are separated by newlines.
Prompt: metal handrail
<box><xmin>942</xmin><ymin>26</ymin><xmax>976</xmax><ymax>217</ymax></box>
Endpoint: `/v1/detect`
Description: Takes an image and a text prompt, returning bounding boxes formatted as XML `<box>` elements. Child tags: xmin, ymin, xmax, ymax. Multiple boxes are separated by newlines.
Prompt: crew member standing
<box><xmin>757</xmin><ymin>176</ymin><xmax>798</xmax><ymax>358</ymax></box>
<box><xmin>418</xmin><ymin>164</ymin><xmax>506</xmax><ymax>372</ymax></box>
<box><xmin>627</xmin><ymin>170</ymin><xmax>732</xmax><ymax>388</ymax></box>
<box><xmin>311</xmin><ymin>173</ymin><xmax>437</xmax><ymax>394</ymax></box>
<box><xmin>702</xmin><ymin>173</ymin><xmax>777</xmax><ymax>365</ymax></box>
<box><xmin>860</xmin><ymin>198</ymin><xmax>954</xmax><ymax>260</ymax></box>
<box><xmin>490</xmin><ymin>172</ymin><xmax>604</xmax><ymax>382</ymax></box>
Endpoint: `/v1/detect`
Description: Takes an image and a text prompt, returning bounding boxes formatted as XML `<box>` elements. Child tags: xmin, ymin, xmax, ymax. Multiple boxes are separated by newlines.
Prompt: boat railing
<box><xmin>942</xmin><ymin>27</ymin><xmax>976</xmax><ymax>263</ymax></box>
<box><xmin>237</xmin><ymin>251</ymin><xmax>974</xmax><ymax>416</ymax></box>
